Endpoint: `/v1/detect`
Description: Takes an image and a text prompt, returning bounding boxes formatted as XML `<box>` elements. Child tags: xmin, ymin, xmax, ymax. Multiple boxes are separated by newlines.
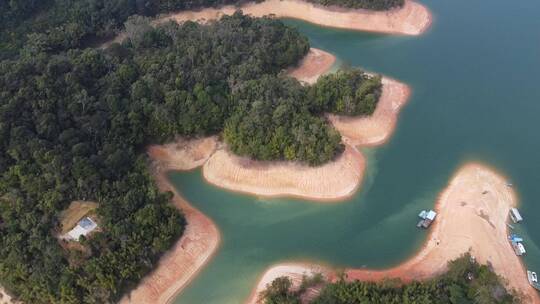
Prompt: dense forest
<box><xmin>0</xmin><ymin>0</ymin><xmax>241</xmax><ymax>59</ymax></box>
<box><xmin>224</xmin><ymin>76</ymin><xmax>343</xmax><ymax>165</ymax></box>
<box><xmin>224</xmin><ymin>70</ymin><xmax>382</xmax><ymax>164</ymax></box>
<box><xmin>0</xmin><ymin>13</ymin><xmax>317</xmax><ymax>303</ymax></box>
<box><xmin>308</xmin><ymin>69</ymin><xmax>382</xmax><ymax>116</ymax></box>
<box><xmin>0</xmin><ymin>0</ymin><xmax>401</xmax><ymax>60</ymax></box>
<box><xmin>305</xmin><ymin>0</ymin><xmax>403</xmax><ymax>10</ymax></box>
<box><xmin>1</xmin><ymin>9</ymin><xmax>382</xmax><ymax>302</ymax></box>
<box><xmin>1</xmin><ymin>0</ymin><xmax>386</xmax><ymax>301</ymax></box>
<box><xmin>261</xmin><ymin>254</ymin><xmax>519</xmax><ymax>304</ymax></box>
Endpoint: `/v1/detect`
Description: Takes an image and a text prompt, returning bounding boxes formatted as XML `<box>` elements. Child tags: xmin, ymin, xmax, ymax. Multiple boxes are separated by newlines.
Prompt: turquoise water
<box><xmin>172</xmin><ymin>0</ymin><xmax>540</xmax><ymax>302</ymax></box>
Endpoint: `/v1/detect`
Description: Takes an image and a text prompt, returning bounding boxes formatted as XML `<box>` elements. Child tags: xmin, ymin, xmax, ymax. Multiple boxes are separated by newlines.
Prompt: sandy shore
<box><xmin>120</xmin><ymin>138</ymin><xmax>220</xmax><ymax>304</ymax></box>
<box><xmin>248</xmin><ymin>163</ymin><xmax>540</xmax><ymax>303</ymax></box>
<box><xmin>287</xmin><ymin>48</ymin><xmax>336</xmax><ymax>85</ymax></box>
<box><xmin>201</xmin><ymin>75</ymin><xmax>409</xmax><ymax>200</ymax></box>
<box><xmin>164</xmin><ymin>0</ymin><xmax>431</xmax><ymax>36</ymax></box>
<box><xmin>102</xmin><ymin>0</ymin><xmax>431</xmax><ymax>48</ymax></box>
<box><xmin>120</xmin><ymin>49</ymin><xmax>410</xmax><ymax>302</ymax></box>
<box><xmin>147</xmin><ymin>136</ymin><xmax>218</xmax><ymax>171</ymax></box>
<box><xmin>0</xmin><ymin>287</ymin><xmax>18</xmax><ymax>304</ymax></box>
<box><xmin>246</xmin><ymin>263</ymin><xmax>332</xmax><ymax>304</ymax></box>
<box><xmin>328</xmin><ymin>77</ymin><xmax>411</xmax><ymax>146</ymax></box>
<box><xmin>203</xmin><ymin>144</ymin><xmax>364</xmax><ymax>201</ymax></box>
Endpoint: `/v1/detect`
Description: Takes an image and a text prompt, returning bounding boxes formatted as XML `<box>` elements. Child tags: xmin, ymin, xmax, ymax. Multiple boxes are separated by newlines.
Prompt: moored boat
<box><xmin>527</xmin><ymin>270</ymin><xmax>540</xmax><ymax>290</ymax></box>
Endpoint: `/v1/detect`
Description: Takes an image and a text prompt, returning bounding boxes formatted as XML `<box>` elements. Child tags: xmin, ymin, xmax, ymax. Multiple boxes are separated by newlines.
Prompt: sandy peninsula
<box><xmin>203</xmin><ymin>144</ymin><xmax>364</xmax><ymax>201</ymax></box>
<box><xmin>164</xmin><ymin>0</ymin><xmax>431</xmax><ymax>36</ymax></box>
<box><xmin>201</xmin><ymin>75</ymin><xmax>409</xmax><ymax>200</ymax></box>
<box><xmin>328</xmin><ymin>77</ymin><xmax>411</xmax><ymax>146</ymax></box>
<box><xmin>287</xmin><ymin>48</ymin><xmax>336</xmax><ymax>85</ymax></box>
<box><xmin>120</xmin><ymin>138</ymin><xmax>220</xmax><ymax>304</ymax></box>
<box><xmin>247</xmin><ymin>163</ymin><xmax>540</xmax><ymax>304</ymax></box>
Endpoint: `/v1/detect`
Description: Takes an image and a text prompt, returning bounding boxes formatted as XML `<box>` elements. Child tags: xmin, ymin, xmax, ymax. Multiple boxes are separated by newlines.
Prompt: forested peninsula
<box><xmin>0</xmin><ymin>8</ymin><xmax>384</xmax><ymax>303</ymax></box>
<box><xmin>261</xmin><ymin>254</ymin><xmax>518</xmax><ymax>304</ymax></box>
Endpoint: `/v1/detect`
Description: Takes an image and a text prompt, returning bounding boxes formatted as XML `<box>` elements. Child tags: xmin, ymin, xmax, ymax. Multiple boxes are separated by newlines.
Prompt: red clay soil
<box><xmin>120</xmin><ymin>139</ymin><xmax>220</xmax><ymax>304</ymax></box>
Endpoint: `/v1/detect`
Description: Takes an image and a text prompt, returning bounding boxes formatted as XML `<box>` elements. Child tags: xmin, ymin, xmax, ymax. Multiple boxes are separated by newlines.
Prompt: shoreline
<box><xmin>246</xmin><ymin>163</ymin><xmax>540</xmax><ymax>304</ymax></box>
<box><xmin>328</xmin><ymin>77</ymin><xmax>411</xmax><ymax>147</ymax></box>
<box><xmin>118</xmin><ymin>48</ymin><xmax>411</xmax><ymax>302</ymax></box>
<box><xmin>119</xmin><ymin>139</ymin><xmax>220</xmax><ymax>304</ymax></box>
<box><xmin>163</xmin><ymin>0</ymin><xmax>432</xmax><ymax>36</ymax></box>
<box><xmin>102</xmin><ymin>0</ymin><xmax>432</xmax><ymax>49</ymax></box>
<box><xmin>200</xmin><ymin>73</ymin><xmax>410</xmax><ymax>201</ymax></box>
<box><xmin>287</xmin><ymin>48</ymin><xmax>336</xmax><ymax>85</ymax></box>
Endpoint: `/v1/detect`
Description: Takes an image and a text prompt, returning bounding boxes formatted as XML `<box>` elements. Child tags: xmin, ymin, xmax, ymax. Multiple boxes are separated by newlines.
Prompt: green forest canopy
<box><xmin>261</xmin><ymin>253</ymin><xmax>519</xmax><ymax>304</ymax></box>
<box><xmin>0</xmin><ymin>13</ymin><xmax>309</xmax><ymax>303</ymax></box>
<box><xmin>0</xmin><ymin>0</ymin><xmax>388</xmax><ymax>301</ymax></box>
<box><xmin>305</xmin><ymin>0</ymin><xmax>403</xmax><ymax>10</ymax></box>
<box><xmin>0</xmin><ymin>11</ymin><xmax>382</xmax><ymax>303</ymax></box>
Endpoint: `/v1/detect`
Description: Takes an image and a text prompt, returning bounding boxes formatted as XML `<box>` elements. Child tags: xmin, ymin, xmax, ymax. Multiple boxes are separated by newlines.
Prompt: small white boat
<box><xmin>527</xmin><ymin>271</ymin><xmax>540</xmax><ymax>290</ymax></box>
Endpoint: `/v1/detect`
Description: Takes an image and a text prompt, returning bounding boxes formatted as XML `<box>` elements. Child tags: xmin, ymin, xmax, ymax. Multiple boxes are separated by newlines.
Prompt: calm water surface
<box><xmin>173</xmin><ymin>0</ymin><xmax>540</xmax><ymax>302</ymax></box>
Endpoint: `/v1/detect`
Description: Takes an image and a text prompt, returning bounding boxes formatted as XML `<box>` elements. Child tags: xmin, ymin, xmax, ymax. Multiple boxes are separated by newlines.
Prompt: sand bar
<box><xmin>203</xmin><ymin>144</ymin><xmax>364</xmax><ymax>201</ymax></box>
<box><xmin>164</xmin><ymin>0</ymin><xmax>431</xmax><ymax>36</ymax></box>
<box><xmin>247</xmin><ymin>163</ymin><xmax>540</xmax><ymax>303</ymax></box>
<box><xmin>287</xmin><ymin>48</ymin><xmax>336</xmax><ymax>85</ymax></box>
<box><xmin>120</xmin><ymin>138</ymin><xmax>220</xmax><ymax>304</ymax></box>
<box><xmin>328</xmin><ymin>77</ymin><xmax>411</xmax><ymax>146</ymax></box>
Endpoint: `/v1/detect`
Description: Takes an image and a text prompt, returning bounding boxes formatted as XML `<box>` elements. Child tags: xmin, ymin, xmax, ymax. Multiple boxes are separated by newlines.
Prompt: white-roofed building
<box><xmin>67</xmin><ymin>217</ymin><xmax>98</xmax><ymax>241</ymax></box>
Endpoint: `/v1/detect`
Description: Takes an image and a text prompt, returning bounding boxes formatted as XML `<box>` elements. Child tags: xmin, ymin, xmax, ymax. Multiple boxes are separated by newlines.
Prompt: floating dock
<box><xmin>417</xmin><ymin>210</ymin><xmax>437</xmax><ymax>229</ymax></box>
<box><xmin>509</xmin><ymin>208</ymin><xmax>523</xmax><ymax>223</ymax></box>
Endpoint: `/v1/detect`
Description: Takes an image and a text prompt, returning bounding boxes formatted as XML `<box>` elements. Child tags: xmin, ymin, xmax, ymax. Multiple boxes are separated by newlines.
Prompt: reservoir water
<box><xmin>172</xmin><ymin>0</ymin><xmax>540</xmax><ymax>302</ymax></box>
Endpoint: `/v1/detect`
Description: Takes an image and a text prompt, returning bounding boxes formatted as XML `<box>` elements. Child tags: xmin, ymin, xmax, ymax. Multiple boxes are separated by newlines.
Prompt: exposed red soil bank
<box><xmin>120</xmin><ymin>138</ymin><xmax>220</xmax><ymax>304</ymax></box>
